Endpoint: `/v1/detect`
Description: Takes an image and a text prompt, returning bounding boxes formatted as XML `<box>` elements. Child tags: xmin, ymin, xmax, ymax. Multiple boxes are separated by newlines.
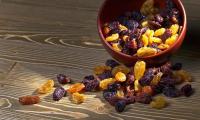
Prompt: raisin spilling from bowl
<box><xmin>103</xmin><ymin>0</ymin><xmax>182</xmax><ymax>57</ymax></box>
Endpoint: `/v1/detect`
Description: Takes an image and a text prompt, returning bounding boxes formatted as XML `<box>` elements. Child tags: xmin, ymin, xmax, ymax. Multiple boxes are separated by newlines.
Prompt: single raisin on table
<box><xmin>19</xmin><ymin>95</ymin><xmax>40</xmax><ymax>105</ymax></box>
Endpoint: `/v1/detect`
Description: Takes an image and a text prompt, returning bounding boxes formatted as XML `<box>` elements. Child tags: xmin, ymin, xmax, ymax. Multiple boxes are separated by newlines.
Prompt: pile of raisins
<box><xmin>103</xmin><ymin>0</ymin><xmax>182</xmax><ymax>57</ymax></box>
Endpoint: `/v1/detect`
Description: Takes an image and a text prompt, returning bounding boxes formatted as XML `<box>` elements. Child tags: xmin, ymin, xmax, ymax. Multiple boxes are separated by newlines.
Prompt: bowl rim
<box><xmin>97</xmin><ymin>0</ymin><xmax>187</xmax><ymax>59</ymax></box>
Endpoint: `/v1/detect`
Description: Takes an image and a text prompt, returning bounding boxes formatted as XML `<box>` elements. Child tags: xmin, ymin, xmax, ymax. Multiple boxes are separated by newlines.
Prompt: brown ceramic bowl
<box><xmin>97</xmin><ymin>0</ymin><xmax>187</xmax><ymax>66</ymax></box>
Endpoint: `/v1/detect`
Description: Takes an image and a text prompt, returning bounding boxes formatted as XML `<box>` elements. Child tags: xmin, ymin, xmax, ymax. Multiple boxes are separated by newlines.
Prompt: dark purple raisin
<box><xmin>159</xmin><ymin>62</ymin><xmax>173</xmax><ymax>76</ymax></box>
<box><xmin>163</xmin><ymin>85</ymin><xmax>181</xmax><ymax>97</ymax></box>
<box><xmin>155</xmin><ymin>14</ymin><xmax>164</xmax><ymax>23</ymax></box>
<box><xmin>160</xmin><ymin>29</ymin><xmax>172</xmax><ymax>41</ymax></box>
<box><xmin>115</xmin><ymin>100</ymin><xmax>126</xmax><ymax>112</ymax></box>
<box><xmin>103</xmin><ymin>91</ymin><xmax>116</xmax><ymax>101</ymax></box>
<box><xmin>148</xmin><ymin>21</ymin><xmax>162</xmax><ymax>29</ymax></box>
<box><xmin>124</xmin><ymin>20</ymin><xmax>139</xmax><ymax>30</ymax></box>
<box><xmin>126</xmin><ymin>73</ymin><xmax>135</xmax><ymax>86</ymax></box>
<box><xmin>181</xmin><ymin>84</ymin><xmax>193</xmax><ymax>97</ymax></box>
<box><xmin>139</xmin><ymin>68</ymin><xmax>155</xmax><ymax>86</ymax></box>
<box><xmin>53</xmin><ymin>87</ymin><xmax>66</xmax><ymax>101</ymax></box>
<box><xmin>124</xmin><ymin>96</ymin><xmax>135</xmax><ymax>105</ymax></box>
<box><xmin>57</xmin><ymin>74</ymin><xmax>72</xmax><ymax>84</ymax></box>
<box><xmin>105</xmin><ymin>59</ymin><xmax>120</xmax><ymax>68</ymax></box>
<box><xmin>109</xmin><ymin>28</ymin><xmax>121</xmax><ymax>35</ymax></box>
<box><xmin>98</xmin><ymin>70</ymin><xmax>113</xmax><ymax>80</ymax></box>
<box><xmin>107</xmin><ymin>83</ymin><xmax>121</xmax><ymax>92</ymax></box>
<box><xmin>135</xmin><ymin>93</ymin><xmax>152</xmax><ymax>104</ymax></box>
<box><xmin>82</xmin><ymin>75</ymin><xmax>99</xmax><ymax>91</ymax></box>
<box><xmin>171</xmin><ymin>63</ymin><xmax>182</xmax><ymax>70</ymax></box>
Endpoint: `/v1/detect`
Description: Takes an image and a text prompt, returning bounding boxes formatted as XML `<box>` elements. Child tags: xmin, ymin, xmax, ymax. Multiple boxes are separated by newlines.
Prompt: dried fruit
<box><xmin>135</xmin><ymin>93</ymin><xmax>152</xmax><ymax>104</ymax></box>
<box><xmin>53</xmin><ymin>87</ymin><xmax>66</xmax><ymax>101</ymax></box>
<box><xmin>106</xmin><ymin>33</ymin><xmax>119</xmax><ymax>42</ymax></box>
<box><xmin>150</xmin><ymin>96</ymin><xmax>167</xmax><ymax>109</ymax></box>
<box><xmin>115</xmin><ymin>72</ymin><xmax>127</xmax><ymax>82</ymax></box>
<box><xmin>105</xmin><ymin>59</ymin><xmax>120</xmax><ymax>68</ymax></box>
<box><xmin>119</xmin><ymin>24</ymin><xmax>128</xmax><ymax>31</ymax></box>
<box><xmin>173</xmin><ymin>70</ymin><xmax>192</xmax><ymax>82</ymax></box>
<box><xmin>150</xmin><ymin>37</ymin><xmax>162</xmax><ymax>44</ymax></box>
<box><xmin>37</xmin><ymin>80</ymin><xmax>54</xmax><ymax>94</ymax></box>
<box><xmin>112</xmin><ymin>43</ymin><xmax>122</xmax><ymax>52</ymax></box>
<box><xmin>103</xmin><ymin>90</ymin><xmax>116</xmax><ymax>101</ymax></box>
<box><xmin>94</xmin><ymin>65</ymin><xmax>111</xmax><ymax>75</ymax></box>
<box><xmin>137</xmin><ymin>47</ymin><xmax>157</xmax><ymax>57</ymax></box>
<box><xmin>67</xmin><ymin>83</ymin><xmax>85</xmax><ymax>94</ymax></box>
<box><xmin>98</xmin><ymin>70</ymin><xmax>113</xmax><ymax>80</ymax></box>
<box><xmin>115</xmin><ymin>100</ymin><xmax>126</xmax><ymax>112</ymax></box>
<box><xmin>141</xmin><ymin>34</ymin><xmax>149</xmax><ymax>47</ymax></box>
<box><xmin>171</xmin><ymin>63</ymin><xmax>182</xmax><ymax>70</ymax></box>
<box><xmin>112</xmin><ymin>65</ymin><xmax>130</xmax><ymax>76</ymax></box>
<box><xmin>181</xmin><ymin>84</ymin><xmax>193</xmax><ymax>97</ymax></box>
<box><xmin>163</xmin><ymin>85</ymin><xmax>181</xmax><ymax>97</ymax></box>
<box><xmin>139</xmin><ymin>68</ymin><xmax>155</xmax><ymax>86</ymax></box>
<box><xmin>82</xmin><ymin>75</ymin><xmax>99</xmax><ymax>91</ymax></box>
<box><xmin>141</xmin><ymin>21</ymin><xmax>149</xmax><ymax>27</ymax></box>
<box><xmin>170</xmin><ymin>24</ymin><xmax>179</xmax><ymax>35</ymax></box>
<box><xmin>151</xmin><ymin>72</ymin><xmax>163</xmax><ymax>85</ymax></box>
<box><xmin>57</xmin><ymin>74</ymin><xmax>71</xmax><ymax>84</ymax></box>
<box><xmin>134</xmin><ymin>80</ymin><xmax>142</xmax><ymax>92</ymax></box>
<box><xmin>99</xmin><ymin>78</ymin><xmax>116</xmax><ymax>90</ymax></box>
<box><xmin>154</xmin><ymin>28</ymin><xmax>166</xmax><ymax>37</ymax></box>
<box><xmin>165</xmin><ymin>34</ymin><xmax>178</xmax><ymax>46</ymax></box>
<box><xmin>157</xmin><ymin>44</ymin><xmax>169</xmax><ymax>50</ymax></box>
<box><xmin>71</xmin><ymin>92</ymin><xmax>85</xmax><ymax>104</ymax></box>
<box><xmin>142</xmin><ymin>86</ymin><xmax>153</xmax><ymax>95</ymax></box>
<box><xmin>19</xmin><ymin>95</ymin><xmax>40</xmax><ymax>105</ymax></box>
<box><xmin>116</xmin><ymin>89</ymin><xmax>125</xmax><ymax>98</ymax></box>
<box><xmin>134</xmin><ymin>61</ymin><xmax>146</xmax><ymax>81</ymax></box>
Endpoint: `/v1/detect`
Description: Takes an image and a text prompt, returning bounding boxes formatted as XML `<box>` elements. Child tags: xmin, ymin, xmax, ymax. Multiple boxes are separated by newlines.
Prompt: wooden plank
<box><xmin>0</xmin><ymin>0</ymin><xmax>199</xmax><ymax>120</ymax></box>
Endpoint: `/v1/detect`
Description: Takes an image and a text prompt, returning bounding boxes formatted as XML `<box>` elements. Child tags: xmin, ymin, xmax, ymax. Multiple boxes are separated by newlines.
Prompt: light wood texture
<box><xmin>0</xmin><ymin>0</ymin><xmax>200</xmax><ymax>120</ymax></box>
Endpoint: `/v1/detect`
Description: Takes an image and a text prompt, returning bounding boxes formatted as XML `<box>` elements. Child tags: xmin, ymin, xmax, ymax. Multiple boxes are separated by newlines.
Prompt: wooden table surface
<box><xmin>0</xmin><ymin>0</ymin><xmax>200</xmax><ymax>120</ymax></box>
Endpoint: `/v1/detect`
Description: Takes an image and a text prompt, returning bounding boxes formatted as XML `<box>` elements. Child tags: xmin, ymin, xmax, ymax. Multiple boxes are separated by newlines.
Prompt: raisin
<box><xmin>57</xmin><ymin>74</ymin><xmax>71</xmax><ymax>84</ymax></box>
<box><xmin>135</xmin><ymin>93</ymin><xmax>152</xmax><ymax>104</ymax></box>
<box><xmin>53</xmin><ymin>87</ymin><xmax>66</xmax><ymax>101</ymax></box>
<box><xmin>134</xmin><ymin>61</ymin><xmax>146</xmax><ymax>81</ymax></box>
<box><xmin>82</xmin><ymin>75</ymin><xmax>99</xmax><ymax>91</ymax></box>
<box><xmin>181</xmin><ymin>84</ymin><xmax>193</xmax><ymax>97</ymax></box>
<box><xmin>67</xmin><ymin>83</ymin><xmax>85</xmax><ymax>94</ymax></box>
<box><xmin>19</xmin><ymin>95</ymin><xmax>40</xmax><ymax>105</ymax></box>
<box><xmin>71</xmin><ymin>92</ymin><xmax>85</xmax><ymax>104</ymax></box>
<box><xmin>115</xmin><ymin>100</ymin><xmax>126</xmax><ymax>112</ymax></box>
<box><xmin>37</xmin><ymin>80</ymin><xmax>54</xmax><ymax>94</ymax></box>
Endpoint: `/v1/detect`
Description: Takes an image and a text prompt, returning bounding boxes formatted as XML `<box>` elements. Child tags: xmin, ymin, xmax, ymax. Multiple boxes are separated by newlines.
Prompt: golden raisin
<box><xmin>116</xmin><ymin>89</ymin><xmax>125</xmax><ymax>98</ymax></box>
<box><xmin>119</xmin><ymin>24</ymin><xmax>128</xmax><ymax>31</ymax></box>
<box><xmin>150</xmin><ymin>96</ymin><xmax>167</xmax><ymax>109</ymax></box>
<box><xmin>94</xmin><ymin>66</ymin><xmax>111</xmax><ymax>75</ymax></box>
<box><xmin>112</xmin><ymin>43</ymin><xmax>122</xmax><ymax>52</ymax></box>
<box><xmin>122</xmin><ymin>35</ymin><xmax>129</xmax><ymax>41</ymax></box>
<box><xmin>134</xmin><ymin>61</ymin><xmax>146</xmax><ymax>81</ymax></box>
<box><xmin>141</xmin><ymin>34</ymin><xmax>149</xmax><ymax>47</ymax></box>
<box><xmin>165</xmin><ymin>34</ymin><xmax>178</xmax><ymax>46</ymax></box>
<box><xmin>142</xmin><ymin>21</ymin><xmax>149</xmax><ymax>27</ymax></box>
<box><xmin>105</xmin><ymin>33</ymin><xmax>119</xmax><ymax>42</ymax></box>
<box><xmin>150</xmin><ymin>37</ymin><xmax>162</xmax><ymax>44</ymax></box>
<box><xmin>67</xmin><ymin>83</ymin><xmax>85</xmax><ymax>94</ymax></box>
<box><xmin>170</xmin><ymin>24</ymin><xmax>179</xmax><ymax>35</ymax></box>
<box><xmin>112</xmin><ymin>65</ymin><xmax>130</xmax><ymax>76</ymax></box>
<box><xmin>173</xmin><ymin>70</ymin><xmax>192</xmax><ymax>82</ymax></box>
<box><xmin>99</xmin><ymin>78</ymin><xmax>115</xmax><ymax>90</ymax></box>
<box><xmin>151</xmin><ymin>72</ymin><xmax>163</xmax><ymax>85</ymax></box>
<box><xmin>134</xmin><ymin>80</ymin><xmax>142</xmax><ymax>92</ymax></box>
<box><xmin>154</xmin><ymin>28</ymin><xmax>166</xmax><ymax>37</ymax></box>
<box><xmin>157</xmin><ymin>44</ymin><xmax>169</xmax><ymax>50</ymax></box>
<box><xmin>37</xmin><ymin>80</ymin><xmax>54</xmax><ymax>94</ymax></box>
<box><xmin>115</xmin><ymin>72</ymin><xmax>127</xmax><ymax>82</ymax></box>
<box><xmin>137</xmin><ymin>47</ymin><xmax>157</xmax><ymax>57</ymax></box>
<box><xmin>71</xmin><ymin>92</ymin><xmax>85</xmax><ymax>104</ymax></box>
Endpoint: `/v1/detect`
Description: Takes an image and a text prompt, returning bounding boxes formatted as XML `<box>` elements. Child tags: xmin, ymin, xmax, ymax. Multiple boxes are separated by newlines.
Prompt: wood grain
<box><xmin>0</xmin><ymin>0</ymin><xmax>200</xmax><ymax>120</ymax></box>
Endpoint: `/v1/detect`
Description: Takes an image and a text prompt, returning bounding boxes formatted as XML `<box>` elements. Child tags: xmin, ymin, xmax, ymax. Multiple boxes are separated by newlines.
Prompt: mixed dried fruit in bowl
<box><xmin>103</xmin><ymin>0</ymin><xmax>182</xmax><ymax>57</ymax></box>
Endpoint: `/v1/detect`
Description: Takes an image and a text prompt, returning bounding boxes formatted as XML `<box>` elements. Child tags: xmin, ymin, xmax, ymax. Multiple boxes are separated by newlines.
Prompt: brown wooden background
<box><xmin>0</xmin><ymin>0</ymin><xmax>200</xmax><ymax>120</ymax></box>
